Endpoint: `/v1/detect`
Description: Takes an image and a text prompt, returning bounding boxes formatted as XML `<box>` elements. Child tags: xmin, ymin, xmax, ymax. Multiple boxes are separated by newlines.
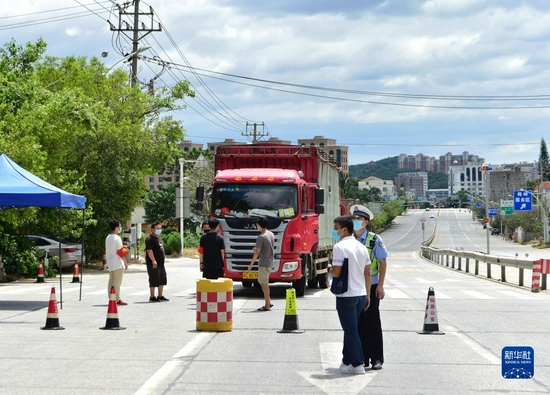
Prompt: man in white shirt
<box><xmin>328</xmin><ymin>215</ymin><xmax>371</xmax><ymax>374</ymax></box>
<box><xmin>105</xmin><ymin>220</ymin><xmax>128</xmax><ymax>305</ymax></box>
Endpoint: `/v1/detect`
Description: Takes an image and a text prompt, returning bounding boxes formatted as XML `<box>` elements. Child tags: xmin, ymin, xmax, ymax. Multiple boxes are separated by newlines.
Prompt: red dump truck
<box><xmin>210</xmin><ymin>144</ymin><xmax>343</xmax><ymax>296</ymax></box>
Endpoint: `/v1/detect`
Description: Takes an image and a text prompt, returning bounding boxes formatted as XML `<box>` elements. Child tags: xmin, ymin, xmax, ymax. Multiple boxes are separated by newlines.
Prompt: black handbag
<box><xmin>330</xmin><ymin>258</ymin><xmax>349</xmax><ymax>294</ymax></box>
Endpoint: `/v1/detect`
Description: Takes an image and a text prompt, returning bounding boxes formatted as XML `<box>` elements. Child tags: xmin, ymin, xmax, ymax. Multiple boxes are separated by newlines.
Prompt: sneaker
<box><xmin>372</xmin><ymin>360</ymin><xmax>383</xmax><ymax>370</ymax></box>
<box><xmin>339</xmin><ymin>362</ymin><xmax>349</xmax><ymax>369</ymax></box>
<box><xmin>149</xmin><ymin>296</ymin><xmax>159</xmax><ymax>302</ymax></box>
<box><xmin>340</xmin><ymin>364</ymin><xmax>365</xmax><ymax>375</ymax></box>
<box><xmin>116</xmin><ymin>300</ymin><xmax>128</xmax><ymax>306</ymax></box>
<box><xmin>158</xmin><ymin>296</ymin><xmax>169</xmax><ymax>302</ymax></box>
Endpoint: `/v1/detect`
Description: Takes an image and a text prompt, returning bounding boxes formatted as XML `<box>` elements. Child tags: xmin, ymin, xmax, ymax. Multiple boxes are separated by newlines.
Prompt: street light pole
<box><xmin>178</xmin><ymin>154</ymin><xmax>210</xmax><ymax>257</ymax></box>
<box><xmin>179</xmin><ymin>158</ymin><xmax>184</xmax><ymax>257</ymax></box>
<box><xmin>483</xmin><ymin>164</ymin><xmax>491</xmax><ymax>254</ymax></box>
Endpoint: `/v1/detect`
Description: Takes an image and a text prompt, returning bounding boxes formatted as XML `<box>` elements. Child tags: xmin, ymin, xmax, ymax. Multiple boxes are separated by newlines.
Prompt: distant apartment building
<box><xmin>395</xmin><ymin>172</ymin><xmax>428</xmax><ymax>200</ymax></box>
<box><xmin>449</xmin><ymin>164</ymin><xmax>485</xmax><ymax>197</ymax></box>
<box><xmin>358</xmin><ymin>176</ymin><xmax>396</xmax><ymax>200</ymax></box>
<box><xmin>297</xmin><ymin>135</ymin><xmax>349</xmax><ymax>175</ymax></box>
<box><xmin>449</xmin><ymin>162</ymin><xmax>538</xmax><ymax>199</ymax></box>
<box><xmin>488</xmin><ymin>162</ymin><xmax>538</xmax><ymax>202</ymax></box>
<box><xmin>145</xmin><ymin>140</ymin><xmax>203</xmax><ymax>191</ymax></box>
<box><xmin>398</xmin><ymin>151</ymin><xmax>485</xmax><ymax>173</ymax></box>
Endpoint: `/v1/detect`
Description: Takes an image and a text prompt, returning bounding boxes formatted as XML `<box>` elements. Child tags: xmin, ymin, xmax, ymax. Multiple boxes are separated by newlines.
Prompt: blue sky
<box><xmin>3</xmin><ymin>0</ymin><xmax>550</xmax><ymax>166</ymax></box>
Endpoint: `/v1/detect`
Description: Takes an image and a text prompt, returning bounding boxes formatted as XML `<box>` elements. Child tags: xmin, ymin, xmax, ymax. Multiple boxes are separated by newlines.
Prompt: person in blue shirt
<box><xmin>351</xmin><ymin>204</ymin><xmax>389</xmax><ymax>370</ymax></box>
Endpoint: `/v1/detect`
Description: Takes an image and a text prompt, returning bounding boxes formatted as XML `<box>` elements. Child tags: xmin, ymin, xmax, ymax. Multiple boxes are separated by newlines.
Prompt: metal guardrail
<box><xmin>420</xmin><ymin>223</ymin><xmax>547</xmax><ymax>292</ymax></box>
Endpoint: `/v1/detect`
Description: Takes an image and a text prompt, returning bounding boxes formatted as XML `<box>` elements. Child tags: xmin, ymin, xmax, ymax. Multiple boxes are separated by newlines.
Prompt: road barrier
<box><xmin>420</xmin><ymin>244</ymin><xmax>547</xmax><ymax>292</ymax></box>
<box><xmin>196</xmin><ymin>278</ymin><xmax>233</xmax><ymax>332</ymax></box>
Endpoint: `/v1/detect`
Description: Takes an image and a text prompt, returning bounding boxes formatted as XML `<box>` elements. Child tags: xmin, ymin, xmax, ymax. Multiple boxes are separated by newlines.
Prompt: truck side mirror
<box><xmin>195</xmin><ymin>202</ymin><xmax>203</xmax><ymax>211</ymax></box>
<box><xmin>315</xmin><ymin>188</ymin><xmax>325</xmax><ymax>205</ymax></box>
<box><xmin>315</xmin><ymin>205</ymin><xmax>325</xmax><ymax>214</ymax></box>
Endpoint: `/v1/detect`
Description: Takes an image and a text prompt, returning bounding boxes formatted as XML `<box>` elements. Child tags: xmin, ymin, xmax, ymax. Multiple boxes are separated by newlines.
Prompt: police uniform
<box><xmin>351</xmin><ymin>205</ymin><xmax>389</xmax><ymax>370</ymax></box>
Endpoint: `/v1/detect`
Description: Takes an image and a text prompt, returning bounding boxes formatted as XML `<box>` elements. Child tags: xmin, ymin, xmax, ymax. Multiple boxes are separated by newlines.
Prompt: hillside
<box><xmin>349</xmin><ymin>156</ymin><xmax>448</xmax><ymax>189</ymax></box>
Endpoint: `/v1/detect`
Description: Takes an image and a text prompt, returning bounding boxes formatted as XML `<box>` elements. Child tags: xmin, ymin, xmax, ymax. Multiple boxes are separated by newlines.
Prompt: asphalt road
<box><xmin>1</xmin><ymin>209</ymin><xmax>549</xmax><ymax>394</ymax></box>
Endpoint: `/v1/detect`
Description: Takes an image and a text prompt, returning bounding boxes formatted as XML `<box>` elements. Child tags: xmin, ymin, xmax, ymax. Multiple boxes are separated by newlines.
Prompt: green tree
<box><xmin>0</xmin><ymin>39</ymin><xmax>195</xmax><ymax>259</ymax></box>
<box><xmin>540</xmin><ymin>138</ymin><xmax>550</xmax><ymax>182</ymax></box>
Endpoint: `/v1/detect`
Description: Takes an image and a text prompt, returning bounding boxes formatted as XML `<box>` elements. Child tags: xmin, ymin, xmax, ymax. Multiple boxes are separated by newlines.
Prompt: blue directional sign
<box><xmin>502</xmin><ymin>346</ymin><xmax>534</xmax><ymax>379</ymax></box>
<box><xmin>475</xmin><ymin>203</ymin><xmax>482</xmax><ymax>209</ymax></box>
<box><xmin>488</xmin><ymin>207</ymin><xmax>498</xmax><ymax>216</ymax></box>
<box><xmin>513</xmin><ymin>190</ymin><xmax>533</xmax><ymax>211</ymax></box>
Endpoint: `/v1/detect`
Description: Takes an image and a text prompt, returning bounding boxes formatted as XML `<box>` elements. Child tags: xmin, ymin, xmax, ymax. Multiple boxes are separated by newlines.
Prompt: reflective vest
<box><xmin>363</xmin><ymin>231</ymin><xmax>380</xmax><ymax>277</ymax></box>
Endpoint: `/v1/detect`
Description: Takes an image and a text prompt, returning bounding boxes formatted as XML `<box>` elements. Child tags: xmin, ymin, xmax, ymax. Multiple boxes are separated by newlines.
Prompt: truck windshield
<box><xmin>212</xmin><ymin>184</ymin><xmax>298</xmax><ymax>218</ymax></box>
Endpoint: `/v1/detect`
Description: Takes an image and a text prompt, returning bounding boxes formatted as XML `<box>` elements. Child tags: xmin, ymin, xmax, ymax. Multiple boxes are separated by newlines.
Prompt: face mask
<box><xmin>332</xmin><ymin>229</ymin><xmax>341</xmax><ymax>241</ymax></box>
<box><xmin>155</xmin><ymin>229</ymin><xmax>162</xmax><ymax>235</ymax></box>
<box><xmin>203</xmin><ymin>230</ymin><xmax>209</xmax><ymax>234</ymax></box>
<box><xmin>118</xmin><ymin>227</ymin><xmax>123</xmax><ymax>234</ymax></box>
<box><xmin>353</xmin><ymin>219</ymin><xmax>364</xmax><ymax>231</ymax></box>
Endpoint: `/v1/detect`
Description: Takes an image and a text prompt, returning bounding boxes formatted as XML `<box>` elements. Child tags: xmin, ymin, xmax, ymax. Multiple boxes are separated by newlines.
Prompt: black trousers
<box><xmin>358</xmin><ymin>283</ymin><xmax>384</xmax><ymax>365</ymax></box>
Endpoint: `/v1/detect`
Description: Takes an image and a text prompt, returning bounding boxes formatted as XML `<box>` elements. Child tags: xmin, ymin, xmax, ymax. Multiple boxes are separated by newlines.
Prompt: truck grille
<box><xmin>220</xmin><ymin>222</ymin><xmax>284</xmax><ymax>272</ymax></box>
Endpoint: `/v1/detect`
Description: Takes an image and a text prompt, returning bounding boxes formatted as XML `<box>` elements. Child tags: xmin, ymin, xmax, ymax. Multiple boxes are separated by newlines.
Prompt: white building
<box><xmin>449</xmin><ymin>164</ymin><xmax>486</xmax><ymax>197</ymax></box>
<box><xmin>358</xmin><ymin>176</ymin><xmax>396</xmax><ymax>200</ymax></box>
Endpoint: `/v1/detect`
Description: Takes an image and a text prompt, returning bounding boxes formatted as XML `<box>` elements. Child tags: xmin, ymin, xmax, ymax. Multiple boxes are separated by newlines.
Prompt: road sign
<box><xmin>500</xmin><ymin>199</ymin><xmax>513</xmax><ymax>208</ymax></box>
<box><xmin>501</xmin><ymin>207</ymin><xmax>514</xmax><ymax>216</ymax></box>
<box><xmin>513</xmin><ymin>190</ymin><xmax>533</xmax><ymax>211</ymax></box>
<box><xmin>480</xmin><ymin>166</ymin><xmax>493</xmax><ymax>172</ymax></box>
<box><xmin>475</xmin><ymin>203</ymin><xmax>482</xmax><ymax>209</ymax></box>
<box><xmin>488</xmin><ymin>207</ymin><xmax>498</xmax><ymax>216</ymax></box>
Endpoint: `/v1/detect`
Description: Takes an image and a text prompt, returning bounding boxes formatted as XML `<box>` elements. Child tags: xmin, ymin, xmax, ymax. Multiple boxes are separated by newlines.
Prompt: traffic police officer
<box><xmin>350</xmin><ymin>204</ymin><xmax>389</xmax><ymax>370</ymax></box>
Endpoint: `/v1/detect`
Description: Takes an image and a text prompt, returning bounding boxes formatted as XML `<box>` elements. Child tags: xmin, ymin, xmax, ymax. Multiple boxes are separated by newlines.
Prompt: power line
<box><xmin>163</xmin><ymin>65</ymin><xmax>550</xmax><ymax>110</ymax></box>
<box><xmin>167</xmin><ymin>64</ymin><xmax>550</xmax><ymax>102</ymax></box>
<box><xmin>0</xmin><ymin>1</ymin><xmax>111</xmax><ymax>20</ymax></box>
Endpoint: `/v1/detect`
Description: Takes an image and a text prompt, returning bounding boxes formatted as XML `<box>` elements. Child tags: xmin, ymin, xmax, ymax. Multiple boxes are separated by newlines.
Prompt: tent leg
<box><xmin>58</xmin><ymin>208</ymin><xmax>62</xmax><ymax>309</ymax></box>
<box><xmin>79</xmin><ymin>209</ymin><xmax>84</xmax><ymax>301</ymax></box>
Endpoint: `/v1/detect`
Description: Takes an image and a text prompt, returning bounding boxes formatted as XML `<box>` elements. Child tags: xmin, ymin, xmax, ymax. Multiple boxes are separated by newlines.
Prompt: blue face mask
<box><xmin>332</xmin><ymin>229</ymin><xmax>341</xmax><ymax>241</ymax></box>
<box><xmin>155</xmin><ymin>229</ymin><xmax>162</xmax><ymax>235</ymax></box>
<box><xmin>353</xmin><ymin>219</ymin><xmax>364</xmax><ymax>231</ymax></box>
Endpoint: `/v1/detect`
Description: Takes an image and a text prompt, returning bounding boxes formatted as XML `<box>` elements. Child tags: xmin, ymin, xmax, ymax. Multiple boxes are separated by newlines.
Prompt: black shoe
<box><xmin>372</xmin><ymin>360</ymin><xmax>383</xmax><ymax>370</ymax></box>
<box><xmin>158</xmin><ymin>296</ymin><xmax>169</xmax><ymax>302</ymax></box>
<box><xmin>149</xmin><ymin>296</ymin><xmax>159</xmax><ymax>302</ymax></box>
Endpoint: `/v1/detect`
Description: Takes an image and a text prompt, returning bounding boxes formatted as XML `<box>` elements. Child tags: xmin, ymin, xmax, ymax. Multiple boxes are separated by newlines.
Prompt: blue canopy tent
<box><xmin>0</xmin><ymin>154</ymin><xmax>86</xmax><ymax>306</ymax></box>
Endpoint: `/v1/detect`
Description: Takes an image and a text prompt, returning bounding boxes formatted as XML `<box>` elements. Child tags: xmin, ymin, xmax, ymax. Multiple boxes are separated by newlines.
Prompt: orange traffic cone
<box><xmin>71</xmin><ymin>261</ymin><xmax>81</xmax><ymax>283</ymax></box>
<box><xmin>100</xmin><ymin>286</ymin><xmax>126</xmax><ymax>330</ymax></box>
<box><xmin>36</xmin><ymin>260</ymin><xmax>45</xmax><ymax>283</ymax></box>
<box><xmin>418</xmin><ymin>287</ymin><xmax>444</xmax><ymax>335</ymax></box>
<box><xmin>41</xmin><ymin>287</ymin><xmax>64</xmax><ymax>330</ymax></box>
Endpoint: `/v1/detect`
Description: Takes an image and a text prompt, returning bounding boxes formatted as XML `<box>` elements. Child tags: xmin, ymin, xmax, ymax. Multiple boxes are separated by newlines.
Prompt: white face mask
<box><xmin>154</xmin><ymin>229</ymin><xmax>162</xmax><ymax>236</ymax></box>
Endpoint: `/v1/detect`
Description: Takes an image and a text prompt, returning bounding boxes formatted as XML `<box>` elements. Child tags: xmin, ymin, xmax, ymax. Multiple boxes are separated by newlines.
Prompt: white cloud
<box><xmin>65</xmin><ymin>27</ymin><xmax>82</xmax><ymax>37</ymax></box>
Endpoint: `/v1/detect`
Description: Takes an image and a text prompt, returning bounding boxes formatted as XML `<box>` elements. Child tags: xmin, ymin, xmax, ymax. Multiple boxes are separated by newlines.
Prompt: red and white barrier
<box><xmin>532</xmin><ymin>259</ymin><xmax>542</xmax><ymax>293</ymax></box>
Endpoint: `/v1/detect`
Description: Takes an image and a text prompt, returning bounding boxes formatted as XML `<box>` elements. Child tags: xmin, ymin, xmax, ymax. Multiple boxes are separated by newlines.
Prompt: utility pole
<box><xmin>242</xmin><ymin>122</ymin><xmax>268</xmax><ymax>143</ymax></box>
<box><xmin>109</xmin><ymin>0</ymin><xmax>161</xmax><ymax>86</ymax></box>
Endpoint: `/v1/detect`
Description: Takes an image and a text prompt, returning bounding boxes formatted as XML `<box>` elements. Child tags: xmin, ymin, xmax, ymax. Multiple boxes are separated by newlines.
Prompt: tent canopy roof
<box><xmin>0</xmin><ymin>154</ymin><xmax>86</xmax><ymax>209</ymax></box>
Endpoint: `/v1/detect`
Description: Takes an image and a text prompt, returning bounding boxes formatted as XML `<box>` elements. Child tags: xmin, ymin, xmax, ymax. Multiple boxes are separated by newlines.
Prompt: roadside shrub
<box><xmin>162</xmin><ymin>232</ymin><xmax>181</xmax><ymax>256</ymax></box>
<box><xmin>0</xmin><ymin>233</ymin><xmax>39</xmax><ymax>280</ymax></box>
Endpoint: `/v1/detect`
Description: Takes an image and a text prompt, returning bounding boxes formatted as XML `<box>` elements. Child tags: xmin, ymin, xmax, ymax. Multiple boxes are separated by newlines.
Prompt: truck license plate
<box><xmin>242</xmin><ymin>272</ymin><xmax>258</xmax><ymax>279</ymax></box>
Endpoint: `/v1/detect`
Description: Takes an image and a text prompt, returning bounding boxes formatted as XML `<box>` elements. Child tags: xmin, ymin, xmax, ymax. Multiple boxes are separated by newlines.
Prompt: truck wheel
<box><xmin>318</xmin><ymin>251</ymin><xmax>331</xmax><ymax>289</ymax></box>
<box><xmin>307</xmin><ymin>278</ymin><xmax>318</xmax><ymax>288</ymax></box>
<box><xmin>317</xmin><ymin>272</ymin><xmax>329</xmax><ymax>288</ymax></box>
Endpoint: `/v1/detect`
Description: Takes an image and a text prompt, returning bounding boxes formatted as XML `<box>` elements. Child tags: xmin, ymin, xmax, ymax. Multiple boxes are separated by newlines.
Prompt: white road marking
<box><xmin>135</xmin><ymin>332</ymin><xmax>215</xmax><ymax>395</ymax></box>
<box><xmin>297</xmin><ymin>342</ymin><xmax>376</xmax><ymax>395</ymax></box>
<box><xmin>448</xmin><ymin>327</ymin><xmax>500</xmax><ymax>365</ymax></box>
<box><xmin>461</xmin><ymin>290</ymin><xmax>496</xmax><ymax>299</ymax></box>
